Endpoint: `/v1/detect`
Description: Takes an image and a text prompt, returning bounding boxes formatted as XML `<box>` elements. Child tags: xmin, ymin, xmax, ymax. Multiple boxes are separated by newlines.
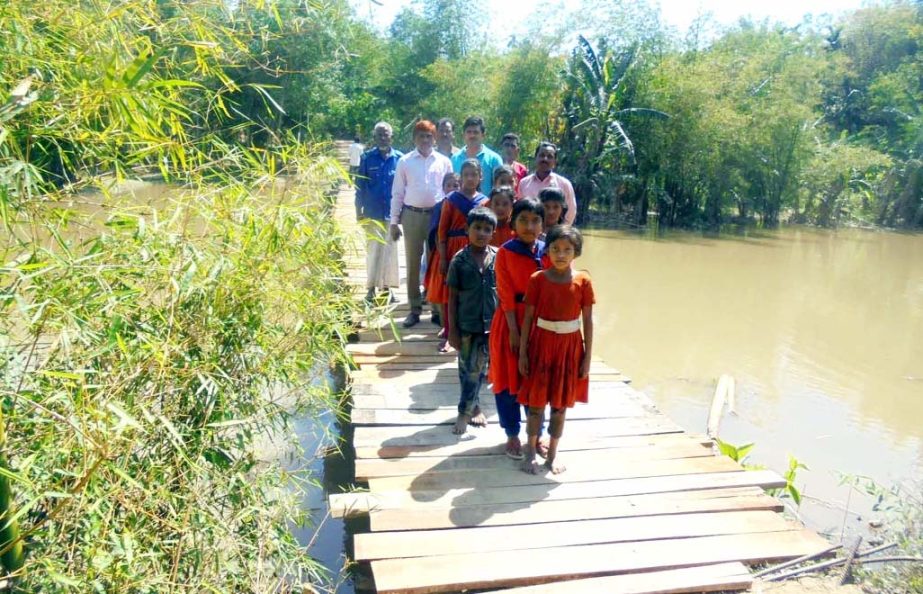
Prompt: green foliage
<box><xmin>715</xmin><ymin>438</ymin><xmax>754</xmax><ymax>464</ymax></box>
<box><xmin>839</xmin><ymin>475</ymin><xmax>923</xmax><ymax>592</ymax></box>
<box><xmin>555</xmin><ymin>35</ymin><xmax>668</xmax><ymax>223</ymax></box>
<box><xmin>715</xmin><ymin>440</ymin><xmax>807</xmax><ymax>506</ymax></box>
<box><xmin>0</xmin><ymin>0</ymin><xmax>356</xmax><ymax>590</ymax></box>
<box><xmin>782</xmin><ymin>455</ymin><xmax>809</xmax><ymax>507</ymax></box>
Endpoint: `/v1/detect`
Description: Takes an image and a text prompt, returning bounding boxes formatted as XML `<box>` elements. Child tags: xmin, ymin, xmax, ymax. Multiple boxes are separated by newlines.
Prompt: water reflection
<box><xmin>581</xmin><ymin>225</ymin><xmax>923</xmax><ymax>533</ymax></box>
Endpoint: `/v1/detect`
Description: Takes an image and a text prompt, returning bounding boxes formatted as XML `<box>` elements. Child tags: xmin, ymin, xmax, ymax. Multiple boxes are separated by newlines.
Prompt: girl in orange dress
<box><xmin>424</xmin><ymin>172</ymin><xmax>460</xmax><ymax>329</ymax></box>
<box><xmin>488</xmin><ymin>185</ymin><xmax>515</xmax><ymax>247</ymax></box>
<box><xmin>427</xmin><ymin>159</ymin><xmax>487</xmax><ymax>351</ymax></box>
<box><xmin>488</xmin><ymin>197</ymin><xmax>545</xmax><ymax>459</ymax></box>
<box><xmin>518</xmin><ymin>225</ymin><xmax>594</xmax><ymax>474</ymax></box>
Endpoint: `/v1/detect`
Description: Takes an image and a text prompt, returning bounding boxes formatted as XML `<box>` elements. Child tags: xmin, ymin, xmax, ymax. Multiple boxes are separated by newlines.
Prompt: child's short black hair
<box><xmin>534</xmin><ymin>141</ymin><xmax>558</xmax><ymax>158</ymax></box>
<box><xmin>501</xmin><ymin>133</ymin><xmax>520</xmax><ymax>147</ymax></box>
<box><xmin>353</xmin><ymin>135</ymin><xmax>361</xmax><ymax>142</ymax></box>
<box><xmin>492</xmin><ymin>164</ymin><xmax>514</xmax><ymax>185</ymax></box>
<box><xmin>538</xmin><ymin>187</ymin><xmax>565</xmax><ymax>204</ymax></box>
<box><xmin>511</xmin><ymin>197</ymin><xmax>544</xmax><ymax>225</ymax></box>
<box><xmin>467</xmin><ymin>206</ymin><xmax>497</xmax><ymax>229</ymax></box>
<box><xmin>545</xmin><ymin>224</ymin><xmax>584</xmax><ymax>257</ymax></box>
<box><xmin>460</xmin><ymin>158</ymin><xmax>482</xmax><ymax>175</ymax></box>
<box><xmin>489</xmin><ymin>185</ymin><xmax>515</xmax><ymax>204</ymax></box>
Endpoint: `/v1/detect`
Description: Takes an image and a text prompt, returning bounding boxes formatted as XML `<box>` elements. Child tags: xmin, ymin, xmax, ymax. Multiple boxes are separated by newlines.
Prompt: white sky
<box><xmin>351</xmin><ymin>0</ymin><xmax>870</xmax><ymax>40</ymax></box>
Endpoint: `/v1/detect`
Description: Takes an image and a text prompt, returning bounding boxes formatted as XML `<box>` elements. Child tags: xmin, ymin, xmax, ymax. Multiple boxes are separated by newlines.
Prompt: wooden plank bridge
<box><xmin>327</xmin><ymin>142</ymin><xmax>829</xmax><ymax>594</ymax></box>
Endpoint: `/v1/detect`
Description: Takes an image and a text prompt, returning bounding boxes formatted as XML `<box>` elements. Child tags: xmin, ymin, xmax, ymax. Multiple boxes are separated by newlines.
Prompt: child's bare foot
<box><xmin>504</xmin><ymin>437</ymin><xmax>524</xmax><ymax>460</ymax></box>
<box><xmin>536</xmin><ymin>437</ymin><xmax>550</xmax><ymax>459</ymax></box>
<box><xmin>453</xmin><ymin>414</ymin><xmax>470</xmax><ymax>435</ymax></box>
<box><xmin>544</xmin><ymin>456</ymin><xmax>566</xmax><ymax>474</ymax></box>
<box><xmin>468</xmin><ymin>406</ymin><xmax>487</xmax><ymax>427</ymax></box>
<box><xmin>520</xmin><ymin>446</ymin><xmax>543</xmax><ymax>474</ymax></box>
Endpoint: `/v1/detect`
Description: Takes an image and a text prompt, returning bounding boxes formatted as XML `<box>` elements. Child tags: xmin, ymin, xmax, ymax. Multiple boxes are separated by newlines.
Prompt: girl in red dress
<box><xmin>518</xmin><ymin>225</ymin><xmax>594</xmax><ymax>474</ymax></box>
<box><xmin>488</xmin><ymin>198</ymin><xmax>545</xmax><ymax>459</ymax></box>
<box><xmin>427</xmin><ymin>160</ymin><xmax>487</xmax><ymax>351</ymax></box>
<box><xmin>488</xmin><ymin>185</ymin><xmax>515</xmax><ymax>247</ymax></box>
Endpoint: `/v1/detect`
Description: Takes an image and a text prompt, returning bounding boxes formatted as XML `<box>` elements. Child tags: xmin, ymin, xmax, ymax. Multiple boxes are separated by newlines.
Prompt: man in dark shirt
<box><xmin>356</xmin><ymin>122</ymin><xmax>403</xmax><ymax>303</ymax></box>
<box><xmin>446</xmin><ymin>207</ymin><xmax>498</xmax><ymax>435</ymax></box>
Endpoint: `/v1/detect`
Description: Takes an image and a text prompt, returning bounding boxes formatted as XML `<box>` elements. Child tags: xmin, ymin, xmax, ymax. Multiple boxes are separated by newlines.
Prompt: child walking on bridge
<box><xmin>517</xmin><ymin>225</ymin><xmax>595</xmax><ymax>474</ymax></box>
<box><xmin>446</xmin><ymin>207</ymin><xmax>498</xmax><ymax>434</ymax></box>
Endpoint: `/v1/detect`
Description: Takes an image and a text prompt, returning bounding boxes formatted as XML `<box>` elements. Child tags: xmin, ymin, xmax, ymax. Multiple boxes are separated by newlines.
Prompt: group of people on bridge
<box><xmin>353</xmin><ymin>116</ymin><xmax>594</xmax><ymax>474</ymax></box>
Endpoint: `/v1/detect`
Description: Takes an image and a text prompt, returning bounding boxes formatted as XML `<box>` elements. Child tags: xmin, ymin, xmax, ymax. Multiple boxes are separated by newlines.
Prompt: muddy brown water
<box><xmin>581</xmin><ymin>226</ymin><xmax>923</xmax><ymax>538</ymax></box>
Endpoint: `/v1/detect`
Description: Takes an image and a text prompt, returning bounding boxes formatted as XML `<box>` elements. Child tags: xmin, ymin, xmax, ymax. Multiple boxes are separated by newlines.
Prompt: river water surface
<box><xmin>581</xmin><ymin>226</ymin><xmax>923</xmax><ymax>536</ymax></box>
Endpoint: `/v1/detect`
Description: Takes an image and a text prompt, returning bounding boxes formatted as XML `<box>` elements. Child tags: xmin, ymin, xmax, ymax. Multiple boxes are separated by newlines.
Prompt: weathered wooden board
<box><xmin>354</xmin><ymin>441</ymin><xmax>713</xmax><ymax>479</ymax></box>
<box><xmin>350</xmin><ymin>367</ymin><xmax>628</xmax><ymax>383</ymax></box>
<box><xmin>369</xmin><ymin>529</ymin><xmax>830</xmax><ymax>594</ymax></box>
<box><xmin>353</xmin><ymin>416</ymin><xmax>682</xmax><ymax>448</ymax></box>
<box><xmin>367</xmin><ymin>456</ymin><xmax>742</xmax><ymax>492</ymax></box>
<box><xmin>368</xmin><ymin>489</ymin><xmax>782</xmax><ymax>531</ymax></box>
<box><xmin>355</xmin><ymin>510</ymin><xmax>797</xmax><ymax>560</ymax></box>
<box><xmin>329</xmin><ymin>470</ymin><xmax>785</xmax><ymax>518</ymax></box>
<box><xmin>350</xmin><ymin>400</ymin><xmax>653</xmax><ymax>425</ymax></box>
<box><xmin>349</xmin><ymin>380</ymin><xmax>638</xmax><ymax>406</ymax></box>
<box><xmin>484</xmin><ymin>562</ymin><xmax>753</xmax><ymax>594</ymax></box>
<box><xmin>355</xmin><ymin>432</ymin><xmax>712</xmax><ymax>459</ymax></box>
<box><xmin>352</xmin><ymin>357</ymin><xmax>620</xmax><ymax>373</ymax></box>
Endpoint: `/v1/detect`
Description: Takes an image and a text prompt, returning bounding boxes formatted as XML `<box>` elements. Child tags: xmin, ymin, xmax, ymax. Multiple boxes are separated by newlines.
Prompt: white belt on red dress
<box><xmin>536</xmin><ymin>317</ymin><xmax>581</xmax><ymax>334</ymax></box>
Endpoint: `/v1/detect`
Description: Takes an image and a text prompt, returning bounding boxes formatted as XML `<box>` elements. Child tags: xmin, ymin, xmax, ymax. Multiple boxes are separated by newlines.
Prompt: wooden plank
<box><xmin>367</xmin><ymin>456</ymin><xmax>742</xmax><ymax>492</ymax></box>
<box><xmin>364</xmin><ymin>489</ymin><xmax>781</xmax><ymax>531</ymax></box>
<box><xmin>352</xmin><ymin>358</ymin><xmax>620</xmax><ymax>373</ymax></box>
<box><xmin>350</xmin><ymin>400</ymin><xmax>653</xmax><ymax>425</ymax></box>
<box><xmin>350</xmin><ymin>379</ymin><xmax>634</xmax><ymax>396</ymax></box>
<box><xmin>485</xmin><ymin>563</ymin><xmax>753</xmax><ymax>594</ymax></box>
<box><xmin>369</xmin><ymin>529</ymin><xmax>830</xmax><ymax>593</ymax></box>
<box><xmin>349</xmin><ymin>381</ymin><xmax>637</xmax><ymax>405</ymax></box>
<box><xmin>354</xmin><ymin>509</ymin><xmax>797</xmax><ymax>560</ymax></box>
<box><xmin>350</xmin><ymin>367</ymin><xmax>628</xmax><ymax>383</ymax></box>
<box><xmin>353</xmin><ymin>416</ymin><xmax>683</xmax><ymax>448</ymax></box>
<box><xmin>355</xmin><ymin>432</ymin><xmax>712</xmax><ymax>459</ymax></box>
<box><xmin>328</xmin><ymin>470</ymin><xmax>784</xmax><ymax>519</ymax></box>
<box><xmin>354</xmin><ymin>442</ymin><xmax>713</xmax><ymax>479</ymax></box>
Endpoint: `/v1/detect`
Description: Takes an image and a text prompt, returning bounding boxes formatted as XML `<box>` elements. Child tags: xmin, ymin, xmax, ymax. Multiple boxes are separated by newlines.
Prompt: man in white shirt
<box><xmin>347</xmin><ymin>134</ymin><xmax>364</xmax><ymax>182</ymax></box>
<box><xmin>390</xmin><ymin>120</ymin><xmax>454</xmax><ymax>327</ymax></box>
<box><xmin>519</xmin><ymin>141</ymin><xmax>578</xmax><ymax>225</ymax></box>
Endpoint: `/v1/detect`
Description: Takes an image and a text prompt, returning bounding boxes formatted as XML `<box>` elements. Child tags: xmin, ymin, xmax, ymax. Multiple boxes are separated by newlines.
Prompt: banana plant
<box><xmin>557</xmin><ymin>36</ymin><xmax>669</xmax><ymax>223</ymax></box>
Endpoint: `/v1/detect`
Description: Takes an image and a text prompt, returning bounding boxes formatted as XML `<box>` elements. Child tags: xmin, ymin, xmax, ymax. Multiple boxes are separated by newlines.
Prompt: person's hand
<box><xmin>448</xmin><ymin>329</ymin><xmax>461</xmax><ymax>351</ymax></box>
<box><xmin>579</xmin><ymin>354</ymin><xmax>591</xmax><ymax>378</ymax></box>
<box><xmin>518</xmin><ymin>352</ymin><xmax>530</xmax><ymax>377</ymax></box>
<box><xmin>389</xmin><ymin>224</ymin><xmax>402</xmax><ymax>242</ymax></box>
<box><xmin>508</xmin><ymin>329</ymin><xmax>520</xmax><ymax>355</ymax></box>
<box><xmin>439</xmin><ymin>257</ymin><xmax>449</xmax><ymax>275</ymax></box>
